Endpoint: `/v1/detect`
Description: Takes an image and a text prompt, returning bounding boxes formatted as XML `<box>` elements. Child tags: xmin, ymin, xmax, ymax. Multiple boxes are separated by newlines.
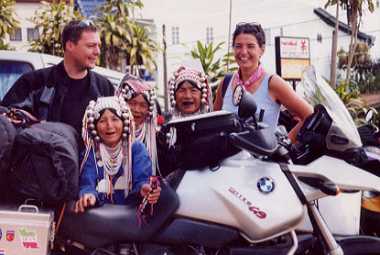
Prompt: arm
<box><xmin>1</xmin><ymin>73</ymin><xmax>38</xmax><ymax>112</ymax></box>
<box><xmin>131</xmin><ymin>142</ymin><xmax>152</xmax><ymax>195</ymax></box>
<box><xmin>269</xmin><ymin>75</ymin><xmax>313</xmax><ymax>143</ymax></box>
<box><xmin>75</xmin><ymin>150</ymin><xmax>98</xmax><ymax>213</ymax></box>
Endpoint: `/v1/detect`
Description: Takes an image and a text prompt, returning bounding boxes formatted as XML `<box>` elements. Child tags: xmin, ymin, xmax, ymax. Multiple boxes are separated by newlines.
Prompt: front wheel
<box><xmin>338</xmin><ymin>236</ymin><xmax>380</xmax><ymax>255</ymax></box>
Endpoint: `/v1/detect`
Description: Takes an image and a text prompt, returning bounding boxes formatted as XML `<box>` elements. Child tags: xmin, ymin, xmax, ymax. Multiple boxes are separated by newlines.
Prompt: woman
<box><xmin>158</xmin><ymin>66</ymin><xmax>238</xmax><ymax>176</ymax></box>
<box><xmin>214</xmin><ymin>22</ymin><xmax>313</xmax><ymax>143</ymax></box>
<box><xmin>74</xmin><ymin>96</ymin><xmax>160</xmax><ymax>213</ymax></box>
<box><xmin>167</xmin><ymin>65</ymin><xmax>212</xmax><ymax>118</ymax></box>
<box><xmin>117</xmin><ymin>74</ymin><xmax>159</xmax><ymax>175</ymax></box>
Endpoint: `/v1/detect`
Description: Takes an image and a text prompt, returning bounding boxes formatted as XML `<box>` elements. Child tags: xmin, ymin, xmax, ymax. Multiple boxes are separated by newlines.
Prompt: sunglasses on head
<box><xmin>77</xmin><ymin>19</ymin><xmax>96</xmax><ymax>28</ymax></box>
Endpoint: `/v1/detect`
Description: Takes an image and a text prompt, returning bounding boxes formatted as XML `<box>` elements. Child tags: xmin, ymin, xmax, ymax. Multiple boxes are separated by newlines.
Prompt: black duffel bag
<box><xmin>9</xmin><ymin>121</ymin><xmax>79</xmax><ymax>205</ymax></box>
<box><xmin>0</xmin><ymin>111</ymin><xmax>17</xmax><ymax>202</ymax></box>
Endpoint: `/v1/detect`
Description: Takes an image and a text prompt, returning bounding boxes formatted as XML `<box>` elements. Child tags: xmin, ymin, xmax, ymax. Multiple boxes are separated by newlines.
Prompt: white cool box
<box><xmin>0</xmin><ymin>204</ymin><xmax>54</xmax><ymax>255</ymax></box>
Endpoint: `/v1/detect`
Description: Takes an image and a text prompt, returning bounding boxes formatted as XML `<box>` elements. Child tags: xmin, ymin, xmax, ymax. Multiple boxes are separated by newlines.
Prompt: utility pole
<box><xmin>330</xmin><ymin>0</ymin><xmax>339</xmax><ymax>88</ymax></box>
<box><xmin>162</xmin><ymin>24</ymin><xmax>168</xmax><ymax>112</ymax></box>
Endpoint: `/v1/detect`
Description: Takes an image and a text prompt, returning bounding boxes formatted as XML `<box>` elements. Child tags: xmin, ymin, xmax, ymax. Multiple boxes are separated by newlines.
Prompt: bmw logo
<box><xmin>257</xmin><ymin>177</ymin><xmax>275</xmax><ymax>193</ymax></box>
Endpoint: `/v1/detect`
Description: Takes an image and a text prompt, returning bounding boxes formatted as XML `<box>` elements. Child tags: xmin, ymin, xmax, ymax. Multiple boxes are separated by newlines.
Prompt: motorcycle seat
<box><xmin>59</xmin><ymin>181</ymin><xmax>179</xmax><ymax>249</ymax></box>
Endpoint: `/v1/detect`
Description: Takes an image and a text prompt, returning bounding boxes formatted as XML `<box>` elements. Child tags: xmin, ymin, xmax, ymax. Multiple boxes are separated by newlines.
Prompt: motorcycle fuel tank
<box><xmin>175</xmin><ymin>151</ymin><xmax>304</xmax><ymax>243</ymax></box>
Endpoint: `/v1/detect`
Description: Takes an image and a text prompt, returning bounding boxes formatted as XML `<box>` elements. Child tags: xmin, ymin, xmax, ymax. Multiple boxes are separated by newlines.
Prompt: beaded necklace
<box><xmin>99</xmin><ymin>142</ymin><xmax>123</xmax><ymax>176</ymax></box>
<box><xmin>236</xmin><ymin>65</ymin><xmax>265</xmax><ymax>90</ymax></box>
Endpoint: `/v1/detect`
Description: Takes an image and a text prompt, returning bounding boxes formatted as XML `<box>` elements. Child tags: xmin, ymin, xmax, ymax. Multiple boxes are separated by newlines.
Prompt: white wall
<box><xmin>137</xmin><ymin>0</ymin><xmax>379</xmax><ymax>97</ymax></box>
<box><xmin>10</xmin><ymin>2</ymin><xmax>42</xmax><ymax>51</ymax></box>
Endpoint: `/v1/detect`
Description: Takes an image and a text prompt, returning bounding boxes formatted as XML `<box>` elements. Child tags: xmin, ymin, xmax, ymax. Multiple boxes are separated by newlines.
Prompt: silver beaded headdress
<box><xmin>116</xmin><ymin>74</ymin><xmax>159</xmax><ymax>175</ymax></box>
<box><xmin>167</xmin><ymin>65</ymin><xmax>212</xmax><ymax>116</ymax></box>
<box><xmin>81</xmin><ymin>96</ymin><xmax>135</xmax><ymax>197</ymax></box>
<box><xmin>117</xmin><ymin>73</ymin><xmax>157</xmax><ymax>118</ymax></box>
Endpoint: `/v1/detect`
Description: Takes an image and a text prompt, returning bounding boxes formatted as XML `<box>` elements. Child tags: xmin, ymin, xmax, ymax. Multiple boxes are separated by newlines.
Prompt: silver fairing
<box><xmin>175</xmin><ymin>151</ymin><xmax>305</xmax><ymax>243</ymax></box>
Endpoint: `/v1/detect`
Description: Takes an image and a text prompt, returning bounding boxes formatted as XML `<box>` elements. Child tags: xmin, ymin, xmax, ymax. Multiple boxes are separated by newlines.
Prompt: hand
<box><xmin>140</xmin><ymin>183</ymin><xmax>161</xmax><ymax>204</ymax></box>
<box><xmin>74</xmin><ymin>193</ymin><xmax>96</xmax><ymax>213</ymax></box>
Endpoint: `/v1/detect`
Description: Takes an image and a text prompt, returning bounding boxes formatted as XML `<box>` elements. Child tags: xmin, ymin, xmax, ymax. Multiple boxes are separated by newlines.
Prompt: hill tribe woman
<box><xmin>74</xmin><ymin>96</ymin><xmax>160</xmax><ymax>213</ymax></box>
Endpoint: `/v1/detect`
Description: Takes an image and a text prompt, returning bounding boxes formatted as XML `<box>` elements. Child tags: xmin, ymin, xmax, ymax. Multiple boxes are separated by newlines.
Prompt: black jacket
<box><xmin>1</xmin><ymin>61</ymin><xmax>115</xmax><ymax>134</ymax></box>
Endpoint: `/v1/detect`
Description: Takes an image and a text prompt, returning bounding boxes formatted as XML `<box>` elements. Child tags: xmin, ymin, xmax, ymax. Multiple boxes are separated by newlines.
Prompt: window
<box><xmin>0</xmin><ymin>60</ymin><xmax>34</xmax><ymax>100</ymax></box>
<box><xmin>27</xmin><ymin>28</ymin><xmax>39</xmax><ymax>41</ymax></box>
<box><xmin>206</xmin><ymin>27</ymin><xmax>214</xmax><ymax>44</ymax></box>
<box><xmin>9</xmin><ymin>28</ymin><xmax>22</xmax><ymax>41</ymax></box>
<box><xmin>317</xmin><ymin>33</ymin><xmax>323</xmax><ymax>43</ymax></box>
<box><xmin>171</xmin><ymin>26</ymin><xmax>180</xmax><ymax>45</ymax></box>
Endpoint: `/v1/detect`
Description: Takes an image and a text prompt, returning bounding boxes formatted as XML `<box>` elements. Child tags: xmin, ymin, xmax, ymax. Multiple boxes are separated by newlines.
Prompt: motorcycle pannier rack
<box><xmin>0</xmin><ymin>204</ymin><xmax>54</xmax><ymax>255</ymax></box>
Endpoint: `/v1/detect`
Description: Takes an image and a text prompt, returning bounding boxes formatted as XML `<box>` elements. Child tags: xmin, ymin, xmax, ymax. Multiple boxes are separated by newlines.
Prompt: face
<box><xmin>233</xmin><ymin>33</ymin><xmax>264</xmax><ymax>72</ymax></box>
<box><xmin>66</xmin><ymin>31</ymin><xmax>100</xmax><ymax>70</ymax></box>
<box><xmin>128</xmin><ymin>94</ymin><xmax>149</xmax><ymax>127</ymax></box>
<box><xmin>96</xmin><ymin>109</ymin><xmax>123</xmax><ymax>147</ymax></box>
<box><xmin>175</xmin><ymin>81</ymin><xmax>201</xmax><ymax>114</ymax></box>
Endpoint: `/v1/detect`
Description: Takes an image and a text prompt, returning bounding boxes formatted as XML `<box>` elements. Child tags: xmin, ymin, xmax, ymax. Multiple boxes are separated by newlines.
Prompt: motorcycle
<box><xmin>56</xmin><ymin>66</ymin><xmax>380</xmax><ymax>255</ymax></box>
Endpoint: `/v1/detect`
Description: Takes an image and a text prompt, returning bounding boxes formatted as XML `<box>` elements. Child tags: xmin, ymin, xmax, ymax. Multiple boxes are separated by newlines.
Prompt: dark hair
<box><xmin>62</xmin><ymin>20</ymin><xmax>97</xmax><ymax>50</ymax></box>
<box><xmin>95</xmin><ymin>108</ymin><xmax>121</xmax><ymax>126</ymax></box>
<box><xmin>232</xmin><ymin>22</ymin><xmax>266</xmax><ymax>48</ymax></box>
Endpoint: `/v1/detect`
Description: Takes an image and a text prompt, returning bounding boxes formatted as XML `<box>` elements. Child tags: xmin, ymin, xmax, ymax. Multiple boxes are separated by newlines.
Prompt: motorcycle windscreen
<box><xmin>296</xmin><ymin>66</ymin><xmax>362</xmax><ymax>148</ymax></box>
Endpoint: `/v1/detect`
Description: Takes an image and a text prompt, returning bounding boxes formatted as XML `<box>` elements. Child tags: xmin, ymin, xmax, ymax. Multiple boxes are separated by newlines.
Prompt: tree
<box><xmin>126</xmin><ymin>24</ymin><xmax>158</xmax><ymax>75</ymax></box>
<box><xmin>29</xmin><ymin>0</ymin><xmax>81</xmax><ymax>56</ymax></box>
<box><xmin>0</xmin><ymin>0</ymin><xmax>19</xmax><ymax>50</ymax></box>
<box><xmin>96</xmin><ymin>0</ymin><xmax>158</xmax><ymax>74</ymax></box>
<box><xmin>190</xmin><ymin>41</ymin><xmax>237</xmax><ymax>87</ymax></box>
<box><xmin>325</xmin><ymin>0</ymin><xmax>375</xmax><ymax>83</ymax></box>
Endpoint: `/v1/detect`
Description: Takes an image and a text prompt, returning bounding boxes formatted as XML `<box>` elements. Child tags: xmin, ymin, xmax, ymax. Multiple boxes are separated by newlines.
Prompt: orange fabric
<box><xmin>362</xmin><ymin>195</ymin><xmax>380</xmax><ymax>213</ymax></box>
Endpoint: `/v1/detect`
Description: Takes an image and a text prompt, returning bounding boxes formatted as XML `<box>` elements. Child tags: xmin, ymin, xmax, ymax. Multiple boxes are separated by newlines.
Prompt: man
<box><xmin>1</xmin><ymin>20</ymin><xmax>114</xmax><ymax>136</ymax></box>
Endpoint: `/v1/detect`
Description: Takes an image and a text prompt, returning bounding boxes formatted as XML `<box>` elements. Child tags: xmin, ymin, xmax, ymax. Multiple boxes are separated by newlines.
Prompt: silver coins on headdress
<box><xmin>83</xmin><ymin>96</ymin><xmax>132</xmax><ymax>143</ymax></box>
<box><xmin>168</xmin><ymin>65</ymin><xmax>211</xmax><ymax>113</ymax></box>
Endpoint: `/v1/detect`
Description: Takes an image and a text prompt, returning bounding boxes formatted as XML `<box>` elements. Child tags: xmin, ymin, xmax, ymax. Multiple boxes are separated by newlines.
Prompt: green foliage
<box><xmin>190</xmin><ymin>41</ymin><xmax>237</xmax><ymax>86</ymax></box>
<box><xmin>96</xmin><ymin>0</ymin><xmax>158</xmax><ymax>73</ymax></box>
<box><xmin>0</xmin><ymin>0</ymin><xmax>19</xmax><ymax>49</ymax></box>
<box><xmin>29</xmin><ymin>0</ymin><xmax>81</xmax><ymax>56</ymax></box>
<box><xmin>335</xmin><ymin>79</ymin><xmax>360</xmax><ymax>104</ymax></box>
<box><xmin>338</xmin><ymin>43</ymin><xmax>379</xmax><ymax>93</ymax></box>
<box><xmin>325</xmin><ymin>0</ymin><xmax>375</xmax><ymax>82</ymax></box>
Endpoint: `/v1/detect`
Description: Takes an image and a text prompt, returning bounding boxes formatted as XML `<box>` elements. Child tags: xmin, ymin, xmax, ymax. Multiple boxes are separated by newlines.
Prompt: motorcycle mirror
<box><xmin>365</xmin><ymin>109</ymin><xmax>374</xmax><ymax>123</ymax></box>
<box><xmin>232</xmin><ymin>85</ymin><xmax>257</xmax><ymax>119</ymax></box>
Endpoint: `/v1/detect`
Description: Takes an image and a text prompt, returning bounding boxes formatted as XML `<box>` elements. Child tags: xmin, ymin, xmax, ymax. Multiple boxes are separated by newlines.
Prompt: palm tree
<box><xmin>0</xmin><ymin>0</ymin><xmax>19</xmax><ymax>49</ymax></box>
<box><xmin>96</xmin><ymin>0</ymin><xmax>158</xmax><ymax>74</ymax></box>
<box><xmin>190</xmin><ymin>41</ymin><xmax>237</xmax><ymax>86</ymax></box>
<box><xmin>126</xmin><ymin>24</ymin><xmax>158</xmax><ymax>75</ymax></box>
<box><xmin>325</xmin><ymin>0</ymin><xmax>375</xmax><ymax>83</ymax></box>
<box><xmin>30</xmin><ymin>0</ymin><xmax>81</xmax><ymax>56</ymax></box>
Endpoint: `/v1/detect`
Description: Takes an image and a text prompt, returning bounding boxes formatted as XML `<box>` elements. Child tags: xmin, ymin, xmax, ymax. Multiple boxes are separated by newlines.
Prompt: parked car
<box><xmin>0</xmin><ymin>50</ymin><xmax>125</xmax><ymax>101</ymax></box>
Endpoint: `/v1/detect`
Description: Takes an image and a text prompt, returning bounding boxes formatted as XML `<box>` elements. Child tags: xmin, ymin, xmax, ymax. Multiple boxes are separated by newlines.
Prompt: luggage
<box><xmin>0</xmin><ymin>204</ymin><xmax>54</xmax><ymax>255</ymax></box>
<box><xmin>9</xmin><ymin>121</ymin><xmax>79</xmax><ymax>205</ymax></box>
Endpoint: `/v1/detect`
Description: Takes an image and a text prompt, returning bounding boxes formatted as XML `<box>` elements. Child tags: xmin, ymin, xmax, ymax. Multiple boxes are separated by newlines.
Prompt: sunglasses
<box><xmin>77</xmin><ymin>19</ymin><xmax>96</xmax><ymax>28</ymax></box>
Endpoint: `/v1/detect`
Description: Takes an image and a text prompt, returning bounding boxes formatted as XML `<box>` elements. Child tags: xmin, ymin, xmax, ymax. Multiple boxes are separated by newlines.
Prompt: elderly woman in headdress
<box><xmin>158</xmin><ymin>66</ymin><xmax>239</xmax><ymax>176</ymax></box>
<box><xmin>167</xmin><ymin>65</ymin><xmax>212</xmax><ymax>117</ymax></box>
<box><xmin>117</xmin><ymin>74</ymin><xmax>159</xmax><ymax>175</ymax></box>
<box><xmin>74</xmin><ymin>96</ymin><xmax>160</xmax><ymax>213</ymax></box>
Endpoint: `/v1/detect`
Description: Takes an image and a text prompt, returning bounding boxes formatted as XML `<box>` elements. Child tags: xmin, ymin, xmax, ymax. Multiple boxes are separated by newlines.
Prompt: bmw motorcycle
<box><xmin>57</xmin><ymin>67</ymin><xmax>380</xmax><ymax>255</ymax></box>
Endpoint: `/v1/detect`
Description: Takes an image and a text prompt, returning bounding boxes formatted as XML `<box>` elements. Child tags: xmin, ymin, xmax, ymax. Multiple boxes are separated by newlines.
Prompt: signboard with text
<box><xmin>275</xmin><ymin>36</ymin><xmax>310</xmax><ymax>80</ymax></box>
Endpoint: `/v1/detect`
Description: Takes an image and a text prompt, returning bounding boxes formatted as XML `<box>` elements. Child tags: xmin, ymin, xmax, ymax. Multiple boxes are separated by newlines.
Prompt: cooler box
<box><xmin>0</xmin><ymin>204</ymin><xmax>54</xmax><ymax>255</ymax></box>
